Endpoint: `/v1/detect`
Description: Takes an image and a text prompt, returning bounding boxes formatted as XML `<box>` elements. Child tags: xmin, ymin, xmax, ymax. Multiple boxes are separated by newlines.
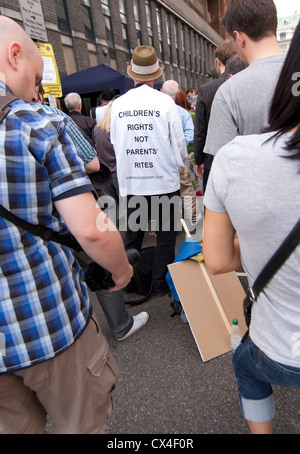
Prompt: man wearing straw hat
<box><xmin>110</xmin><ymin>45</ymin><xmax>187</xmax><ymax>296</ymax></box>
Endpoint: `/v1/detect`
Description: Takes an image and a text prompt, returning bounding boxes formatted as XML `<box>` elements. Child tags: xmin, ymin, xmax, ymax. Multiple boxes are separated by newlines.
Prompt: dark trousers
<box><xmin>123</xmin><ymin>191</ymin><xmax>180</xmax><ymax>293</ymax></box>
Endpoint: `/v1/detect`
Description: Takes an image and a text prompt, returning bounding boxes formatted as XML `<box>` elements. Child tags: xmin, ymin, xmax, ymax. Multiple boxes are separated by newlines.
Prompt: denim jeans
<box><xmin>233</xmin><ymin>337</ymin><xmax>300</xmax><ymax>423</ymax></box>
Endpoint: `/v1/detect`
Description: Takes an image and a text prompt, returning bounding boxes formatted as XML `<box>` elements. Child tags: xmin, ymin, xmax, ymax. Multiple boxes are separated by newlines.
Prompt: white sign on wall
<box><xmin>19</xmin><ymin>0</ymin><xmax>48</xmax><ymax>42</ymax></box>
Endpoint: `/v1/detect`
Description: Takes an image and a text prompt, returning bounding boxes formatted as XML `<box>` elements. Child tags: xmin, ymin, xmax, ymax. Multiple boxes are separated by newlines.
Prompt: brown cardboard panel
<box><xmin>209</xmin><ymin>272</ymin><xmax>247</xmax><ymax>335</ymax></box>
<box><xmin>168</xmin><ymin>259</ymin><xmax>247</xmax><ymax>362</ymax></box>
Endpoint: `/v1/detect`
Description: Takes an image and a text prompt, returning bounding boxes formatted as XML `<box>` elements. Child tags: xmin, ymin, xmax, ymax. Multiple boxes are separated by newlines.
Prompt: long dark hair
<box><xmin>265</xmin><ymin>20</ymin><xmax>300</xmax><ymax>160</ymax></box>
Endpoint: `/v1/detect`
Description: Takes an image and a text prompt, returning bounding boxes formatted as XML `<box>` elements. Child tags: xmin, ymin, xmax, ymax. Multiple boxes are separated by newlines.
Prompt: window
<box><xmin>54</xmin><ymin>0</ymin><xmax>71</xmax><ymax>35</ymax></box>
<box><xmin>89</xmin><ymin>52</ymin><xmax>98</xmax><ymax>67</ymax></box>
<box><xmin>109</xmin><ymin>58</ymin><xmax>117</xmax><ymax>70</ymax></box>
<box><xmin>279</xmin><ymin>32</ymin><xmax>287</xmax><ymax>41</ymax></box>
<box><xmin>174</xmin><ymin>20</ymin><xmax>180</xmax><ymax>65</ymax></box>
<box><xmin>156</xmin><ymin>7</ymin><xmax>164</xmax><ymax>61</ymax></box>
<box><xmin>101</xmin><ymin>0</ymin><xmax>114</xmax><ymax>47</ymax></box>
<box><xmin>165</xmin><ymin>15</ymin><xmax>173</xmax><ymax>64</ymax></box>
<box><xmin>181</xmin><ymin>24</ymin><xmax>186</xmax><ymax>67</ymax></box>
<box><xmin>194</xmin><ymin>34</ymin><xmax>197</xmax><ymax>73</ymax></box>
<box><xmin>188</xmin><ymin>29</ymin><xmax>192</xmax><ymax>69</ymax></box>
<box><xmin>203</xmin><ymin>39</ymin><xmax>207</xmax><ymax>74</ymax></box>
<box><xmin>133</xmin><ymin>0</ymin><xmax>142</xmax><ymax>46</ymax></box>
<box><xmin>119</xmin><ymin>0</ymin><xmax>130</xmax><ymax>51</ymax></box>
<box><xmin>145</xmin><ymin>1</ymin><xmax>153</xmax><ymax>46</ymax></box>
<box><xmin>81</xmin><ymin>0</ymin><xmax>95</xmax><ymax>42</ymax></box>
<box><xmin>62</xmin><ymin>46</ymin><xmax>76</xmax><ymax>74</ymax></box>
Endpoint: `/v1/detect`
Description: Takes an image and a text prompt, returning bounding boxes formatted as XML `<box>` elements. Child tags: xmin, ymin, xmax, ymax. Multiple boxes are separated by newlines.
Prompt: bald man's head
<box><xmin>0</xmin><ymin>16</ymin><xmax>43</xmax><ymax>102</ymax></box>
<box><xmin>161</xmin><ymin>80</ymin><xmax>179</xmax><ymax>100</ymax></box>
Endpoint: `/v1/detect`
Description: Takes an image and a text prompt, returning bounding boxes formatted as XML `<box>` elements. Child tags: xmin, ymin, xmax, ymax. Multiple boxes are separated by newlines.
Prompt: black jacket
<box><xmin>69</xmin><ymin>111</ymin><xmax>96</xmax><ymax>144</ymax></box>
<box><xmin>194</xmin><ymin>73</ymin><xmax>227</xmax><ymax>168</ymax></box>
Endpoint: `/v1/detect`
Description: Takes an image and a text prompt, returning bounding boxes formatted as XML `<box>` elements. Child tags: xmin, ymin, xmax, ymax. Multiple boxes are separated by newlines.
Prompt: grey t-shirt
<box><xmin>204</xmin><ymin>132</ymin><xmax>300</xmax><ymax>367</ymax></box>
<box><xmin>204</xmin><ymin>54</ymin><xmax>286</xmax><ymax>156</ymax></box>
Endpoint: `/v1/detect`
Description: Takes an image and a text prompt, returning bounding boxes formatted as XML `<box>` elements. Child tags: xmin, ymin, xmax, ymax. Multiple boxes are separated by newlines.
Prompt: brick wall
<box><xmin>0</xmin><ymin>0</ymin><xmax>222</xmax><ymax>91</ymax></box>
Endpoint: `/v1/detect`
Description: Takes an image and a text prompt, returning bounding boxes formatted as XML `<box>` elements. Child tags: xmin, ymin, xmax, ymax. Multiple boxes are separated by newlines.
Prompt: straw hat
<box><xmin>127</xmin><ymin>45</ymin><xmax>163</xmax><ymax>81</ymax></box>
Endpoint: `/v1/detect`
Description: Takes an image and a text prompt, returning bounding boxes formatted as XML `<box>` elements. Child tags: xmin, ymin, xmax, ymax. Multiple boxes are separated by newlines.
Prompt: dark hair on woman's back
<box><xmin>265</xmin><ymin>21</ymin><xmax>300</xmax><ymax>161</ymax></box>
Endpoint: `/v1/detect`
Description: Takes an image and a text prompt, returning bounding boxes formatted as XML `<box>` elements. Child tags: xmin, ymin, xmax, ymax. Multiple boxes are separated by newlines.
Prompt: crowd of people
<box><xmin>0</xmin><ymin>0</ymin><xmax>299</xmax><ymax>435</ymax></box>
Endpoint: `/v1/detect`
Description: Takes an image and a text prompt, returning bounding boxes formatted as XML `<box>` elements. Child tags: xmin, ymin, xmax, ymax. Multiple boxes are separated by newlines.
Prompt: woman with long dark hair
<box><xmin>202</xmin><ymin>21</ymin><xmax>300</xmax><ymax>434</ymax></box>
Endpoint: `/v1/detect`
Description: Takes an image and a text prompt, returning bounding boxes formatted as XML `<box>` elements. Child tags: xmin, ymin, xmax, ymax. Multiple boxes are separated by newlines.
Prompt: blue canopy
<box><xmin>61</xmin><ymin>63</ymin><xmax>134</xmax><ymax>96</ymax></box>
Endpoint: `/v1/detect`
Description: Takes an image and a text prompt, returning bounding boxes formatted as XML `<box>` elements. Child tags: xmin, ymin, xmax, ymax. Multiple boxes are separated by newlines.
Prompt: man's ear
<box><xmin>233</xmin><ymin>31</ymin><xmax>246</xmax><ymax>49</ymax></box>
<box><xmin>215</xmin><ymin>57</ymin><xmax>221</xmax><ymax>69</ymax></box>
<box><xmin>7</xmin><ymin>42</ymin><xmax>22</xmax><ymax>71</ymax></box>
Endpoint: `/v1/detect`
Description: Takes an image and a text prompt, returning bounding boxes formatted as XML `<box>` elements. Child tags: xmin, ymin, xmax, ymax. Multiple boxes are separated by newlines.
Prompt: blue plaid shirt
<box><xmin>42</xmin><ymin>105</ymin><xmax>97</xmax><ymax>164</ymax></box>
<box><xmin>0</xmin><ymin>82</ymin><xmax>94</xmax><ymax>374</ymax></box>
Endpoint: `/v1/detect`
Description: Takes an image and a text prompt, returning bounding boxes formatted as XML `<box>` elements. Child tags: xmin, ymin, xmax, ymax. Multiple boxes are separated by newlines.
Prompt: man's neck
<box><xmin>245</xmin><ymin>36</ymin><xmax>284</xmax><ymax>65</ymax></box>
<box><xmin>134</xmin><ymin>80</ymin><xmax>155</xmax><ymax>88</ymax></box>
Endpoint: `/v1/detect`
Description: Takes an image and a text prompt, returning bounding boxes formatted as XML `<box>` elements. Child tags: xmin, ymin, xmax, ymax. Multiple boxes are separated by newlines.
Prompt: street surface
<box><xmin>91</xmin><ymin>225</ymin><xmax>300</xmax><ymax>435</ymax></box>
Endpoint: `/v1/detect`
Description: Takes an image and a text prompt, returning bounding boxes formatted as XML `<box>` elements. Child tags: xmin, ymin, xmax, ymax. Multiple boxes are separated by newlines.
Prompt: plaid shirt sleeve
<box><xmin>42</xmin><ymin>105</ymin><xmax>97</xmax><ymax>163</ymax></box>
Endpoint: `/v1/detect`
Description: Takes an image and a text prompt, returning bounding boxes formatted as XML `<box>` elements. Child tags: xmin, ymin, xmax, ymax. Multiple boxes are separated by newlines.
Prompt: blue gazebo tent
<box><xmin>61</xmin><ymin>63</ymin><xmax>134</xmax><ymax>96</ymax></box>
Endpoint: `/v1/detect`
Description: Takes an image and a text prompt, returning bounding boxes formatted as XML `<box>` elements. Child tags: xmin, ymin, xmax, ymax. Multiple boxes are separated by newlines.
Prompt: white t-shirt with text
<box><xmin>110</xmin><ymin>84</ymin><xmax>187</xmax><ymax>197</ymax></box>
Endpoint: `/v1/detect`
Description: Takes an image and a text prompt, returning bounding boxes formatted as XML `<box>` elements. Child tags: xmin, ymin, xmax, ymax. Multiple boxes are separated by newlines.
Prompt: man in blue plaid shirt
<box><xmin>0</xmin><ymin>16</ymin><xmax>133</xmax><ymax>434</ymax></box>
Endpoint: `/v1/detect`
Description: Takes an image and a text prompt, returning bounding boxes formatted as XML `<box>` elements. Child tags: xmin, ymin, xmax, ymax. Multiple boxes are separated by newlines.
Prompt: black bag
<box><xmin>243</xmin><ymin>294</ymin><xmax>253</xmax><ymax>329</ymax></box>
<box><xmin>125</xmin><ymin>246</ymin><xmax>155</xmax><ymax>304</ymax></box>
<box><xmin>242</xmin><ymin>218</ymin><xmax>300</xmax><ymax>340</ymax></box>
<box><xmin>89</xmin><ymin>159</ymin><xmax>112</xmax><ymax>190</ymax></box>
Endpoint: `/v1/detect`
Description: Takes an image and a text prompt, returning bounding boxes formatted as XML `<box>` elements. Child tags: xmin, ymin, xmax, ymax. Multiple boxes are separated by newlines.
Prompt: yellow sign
<box><xmin>35</xmin><ymin>42</ymin><xmax>62</xmax><ymax>98</ymax></box>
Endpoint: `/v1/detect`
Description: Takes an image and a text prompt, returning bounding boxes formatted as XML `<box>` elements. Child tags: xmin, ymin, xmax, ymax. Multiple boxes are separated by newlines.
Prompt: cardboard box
<box><xmin>168</xmin><ymin>259</ymin><xmax>248</xmax><ymax>362</ymax></box>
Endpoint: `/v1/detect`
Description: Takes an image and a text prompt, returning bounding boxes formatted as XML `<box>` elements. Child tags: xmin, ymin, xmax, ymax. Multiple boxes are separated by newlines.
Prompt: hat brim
<box><xmin>127</xmin><ymin>66</ymin><xmax>163</xmax><ymax>82</ymax></box>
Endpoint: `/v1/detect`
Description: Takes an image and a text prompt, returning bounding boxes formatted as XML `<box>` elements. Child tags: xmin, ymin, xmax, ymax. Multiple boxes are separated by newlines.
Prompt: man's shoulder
<box><xmin>197</xmin><ymin>74</ymin><xmax>227</xmax><ymax>101</ymax></box>
<box><xmin>120</xmin><ymin>84</ymin><xmax>163</xmax><ymax>96</ymax></box>
<box><xmin>70</xmin><ymin>110</ymin><xmax>95</xmax><ymax>126</ymax></box>
<box><xmin>152</xmin><ymin>88</ymin><xmax>179</xmax><ymax>108</ymax></box>
<box><xmin>0</xmin><ymin>100</ymin><xmax>72</xmax><ymax>150</ymax></box>
<box><xmin>113</xmin><ymin>85</ymin><xmax>174</xmax><ymax>107</ymax></box>
<box><xmin>41</xmin><ymin>104</ymin><xmax>68</xmax><ymax>118</ymax></box>
<box><xmin>176</xmin><ymin>104</ymin><xmax>191</xmax><ymax>118</ymax></box>
<box><xmin>176</xmin><ymin>104</ymin><xmax>187</xmax><ymax>113</ymax></box>
<box><xmin>96</xmin><ymin>105</ymin><xmax>106</xmax><ymax>111</ymax></box>
<box><xmin>8</xmin><ymin>99</ymin><xmax>64</xmax><ymax>127</ymax></box>
<box><xmin>199</xmin><ymin>74</ymin><xmax>227</xmax><ymax>91</ymax></box>
<box><xmin>84</xmin><ymin>113</ymin><xmax>96</xmax><ymax>125</ymax></box>
<box><xmin>218</xmin><ymin>53</ymin><xmax>286</xmax><ymax>96</ymax></box>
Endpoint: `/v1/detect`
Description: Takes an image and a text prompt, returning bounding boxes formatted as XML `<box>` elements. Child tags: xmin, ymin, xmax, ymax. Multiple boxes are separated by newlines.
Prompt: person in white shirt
<box><xmin>110</xmin><ymin>46</ymin><xmax>187</xmax><ymax>296</ymax></box>
<box><xmin>94</xmin><ymin>88</ymin><xmax>115</xmax><ymax>124</ymax></box>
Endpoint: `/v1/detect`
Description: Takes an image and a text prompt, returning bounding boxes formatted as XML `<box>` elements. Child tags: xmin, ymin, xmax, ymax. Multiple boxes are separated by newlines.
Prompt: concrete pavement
<box><xmin>90</xmin><ymin>228</ymin><xmax>300</xmax><ymax>435</ymax></box>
